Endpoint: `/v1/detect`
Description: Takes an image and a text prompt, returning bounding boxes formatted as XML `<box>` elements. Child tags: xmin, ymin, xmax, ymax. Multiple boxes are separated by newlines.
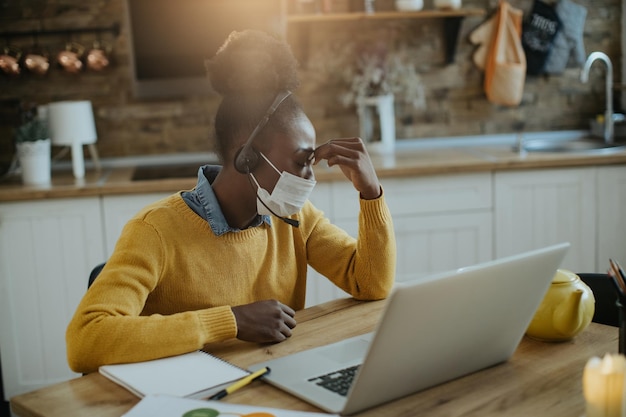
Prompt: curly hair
<box><xmin>205</xmin><ymin>30</ymin><xmax>302</xmax><ymax>161</ymax></box>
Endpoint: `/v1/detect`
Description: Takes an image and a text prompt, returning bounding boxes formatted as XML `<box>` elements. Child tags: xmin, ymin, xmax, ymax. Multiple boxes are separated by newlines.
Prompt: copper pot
<box><xmin>24</xmin><ymin>46</ymin><xmax>50</xmax><ymax>76</ymax></box>
<box><xmin>86</xmin><ymin>41</ymin><xmax>110</xmax><ymax>71</ymax></box>
<box><xmin>0</xmin><ymin>46</ymin><xmax>22</xmax><ymax>76</ymax></box>
<box><xmin>57</xmin><ymin>42</ymin><xmax>84</xmax><ymax>73</ymax></box>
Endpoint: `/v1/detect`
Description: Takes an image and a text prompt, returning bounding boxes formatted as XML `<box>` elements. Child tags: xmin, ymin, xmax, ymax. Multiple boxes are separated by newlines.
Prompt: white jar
<box><xmin>16</xmin><ymin>138</ymin><xmax>51</xmax><ymax>185</ymax></box>
<box><xmin>395</xmin><ymin>0</ymin><xmax>423</xmax><ymax>11</ymax></box>
<box><xmin>434</xmin><ymin>0</ymin><xmax>461</xmax><ymax>9</ymax></box>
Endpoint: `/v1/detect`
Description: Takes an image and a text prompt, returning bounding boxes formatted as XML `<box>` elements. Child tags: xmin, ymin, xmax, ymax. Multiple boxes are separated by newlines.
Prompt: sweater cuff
<box><xmin>359</xmin><ymin>188</ymin><xmax>392</xmax><ymax>225</ymax></box>
<box><xmin>197</xmin><ymin>305</ymin><xmax>238</xmax><ymax>343</ymax></box>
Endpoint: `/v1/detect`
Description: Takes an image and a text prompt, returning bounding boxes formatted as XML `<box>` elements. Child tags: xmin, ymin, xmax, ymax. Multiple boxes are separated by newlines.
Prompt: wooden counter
<box><xmin>2</xmin><ymin>144</ymin><xmax>626</xmax><ymax>202</ymax></box>
<box><xmin>10</xmin><ymin>297</ymin><xmax>619</xmax><ymax>417</ymax></box>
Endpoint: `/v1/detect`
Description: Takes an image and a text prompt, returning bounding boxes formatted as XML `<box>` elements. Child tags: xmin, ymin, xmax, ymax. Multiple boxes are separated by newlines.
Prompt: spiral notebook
<box><xmin>99</xmin><ymin>350</ymin><xmax>249</xmax><ymax>399</ymax></box>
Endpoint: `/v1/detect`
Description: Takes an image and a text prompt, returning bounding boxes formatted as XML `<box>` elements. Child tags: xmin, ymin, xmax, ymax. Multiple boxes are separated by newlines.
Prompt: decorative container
<box><xmin>16</xmin><ymin>138</ymin><xmax>51</xmax><ymax>185</ymax></box>
<box><xmin>357</xmin><ymin>94</ymin><xmax>395</xmax><ymax>153</ymax></box>
<box><xmin>395</xmin><ymin>0</ymin><xmax>423</xmax><ymax>11</ymax></box>
<box><xmin>434</xmin><ymin>0</ymin><xmax>461</xmax><ymax>9</ymax></box>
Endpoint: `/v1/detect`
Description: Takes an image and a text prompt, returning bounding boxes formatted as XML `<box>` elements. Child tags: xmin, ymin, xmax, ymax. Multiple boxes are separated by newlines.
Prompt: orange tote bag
<box><xmin>484</xmin><ymin>1</ymin><xmax>526</xmax><ymax>106</ymax></box>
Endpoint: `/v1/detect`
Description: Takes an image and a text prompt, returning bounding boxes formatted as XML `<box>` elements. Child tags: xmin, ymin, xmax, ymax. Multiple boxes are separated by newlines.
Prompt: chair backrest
<box><xmin>578</xmin><ymin>273</ymin><xmax>619</xmax><ymax>327</ymax></box>
<box><xmin>88</xmin><ymin>262</ymin><xmax>106</xmax><ymax>288</ymax></box>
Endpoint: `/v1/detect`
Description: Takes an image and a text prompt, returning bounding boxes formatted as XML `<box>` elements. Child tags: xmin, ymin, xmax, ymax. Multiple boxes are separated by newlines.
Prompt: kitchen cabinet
<box><xmin>339</xmin><ymin>172</ymin><xmax>493</xmax><ymax>281</ymax></box>
<box><xmin>305</xmin><ymin>182</ymin><xmax>344</xmax><ymax>306</ymax></box>
<box><xmin>597</xmin><ymin>166</ymin><xmax>626</xmax><ymax>270</ymax></box>
<box><xmin>305</xmin><ymin>172</ymin><xmax>494</xmax><ymax>306</ymax></box>
<box><xmin>0</xmin><ymin>197</ymin><xmax>105</xmax><ymax>400</ymax></box>
<box><xmin>494</xmin><ymin>168</ymin><xmax>596</xmax><ymax>273</ymax></box>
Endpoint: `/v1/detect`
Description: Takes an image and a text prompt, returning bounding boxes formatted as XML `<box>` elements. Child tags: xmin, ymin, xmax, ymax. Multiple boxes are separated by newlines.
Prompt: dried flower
<box><xmin>305</xmin><ymin>40</ymin><xmax>426</xmax><ymax>111</ymax></box>
<box><xmin>337</xmin><ymin>43</ymin><xmax>426</xmax><ymax>110</ymax></box>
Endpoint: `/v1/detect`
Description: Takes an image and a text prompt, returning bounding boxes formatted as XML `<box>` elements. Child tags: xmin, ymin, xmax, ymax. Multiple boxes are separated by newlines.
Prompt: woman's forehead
<box><xmin>289</xmin><ymin>112</ymin><xmax>316</xmax><ymax>146</ymax></box>
<box><xmin>267</xmin><ymin>112</ymin><xmax>315</xmax><ymax>151</ymax></box>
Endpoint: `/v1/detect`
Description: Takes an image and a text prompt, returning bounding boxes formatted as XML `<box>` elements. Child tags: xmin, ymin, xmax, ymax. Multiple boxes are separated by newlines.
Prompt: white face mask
<box><xmin>250</xmin><ymin>152</ymin><xmax>316</xmax><ymax>217</ymax></box>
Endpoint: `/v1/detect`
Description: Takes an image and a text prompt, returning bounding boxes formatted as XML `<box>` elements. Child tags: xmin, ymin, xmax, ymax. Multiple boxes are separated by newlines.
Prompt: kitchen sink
<box><xmin>522</xmin><ymin>137</ymin><xmax>626</xmax><ymax>154</ymax></box>
<box><xmin>131</xmin><ymin>163</ymin><xmax>203</xmax><ymax>181</ymax></box>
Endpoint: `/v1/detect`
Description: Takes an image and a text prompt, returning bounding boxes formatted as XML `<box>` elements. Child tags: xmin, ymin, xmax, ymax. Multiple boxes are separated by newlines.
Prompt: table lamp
<box><xmin>47</xmin><ymin>100</ymin><xmax>100</xmax><ymax>179</ymax></box>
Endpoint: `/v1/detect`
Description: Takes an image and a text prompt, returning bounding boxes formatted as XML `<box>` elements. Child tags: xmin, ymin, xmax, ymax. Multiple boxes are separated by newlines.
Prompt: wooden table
<box><xmin>10</xmin><ymin>298</ymin><xmax>619</xmax><ymax>417</ymax></box>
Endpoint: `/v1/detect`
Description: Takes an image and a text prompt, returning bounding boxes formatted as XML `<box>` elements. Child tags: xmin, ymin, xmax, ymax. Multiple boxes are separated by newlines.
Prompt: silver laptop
<box><xmin>249</xmin><ymin>242</ymin><xmax>570</xmax><ymax>415</ymax></box>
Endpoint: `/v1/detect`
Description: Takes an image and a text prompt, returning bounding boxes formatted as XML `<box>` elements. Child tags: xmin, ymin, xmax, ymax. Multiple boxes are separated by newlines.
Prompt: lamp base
<box><xmin>57</xmin><ymin>143</ymin><xmax>101</xmax><ymax>179</ymax></box>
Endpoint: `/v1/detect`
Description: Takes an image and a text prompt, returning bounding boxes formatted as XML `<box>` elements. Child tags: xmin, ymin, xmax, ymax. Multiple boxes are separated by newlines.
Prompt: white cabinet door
<box><xmin>495</xmin><ymin>168</ymin><xmax>596</xmax><ymax>273</ymax></box>
<box><xmin>0</xmin><ymin>197</ymin><xmax>105</xmax><ymax>399</ymax></box>
<box><xmin>392</xmin><ymin>212</ymin><xmax>493</xmax><ymax>282</ymax></box>
<box><xmin>331</xmin><ymin>211</ymin><xmax>493</xmax><ymax>285</ymax></box>
<box><xmin>305</xmin><ymin>173</ymin><xmax>494</xmax><ymax>306</ymax></box>
<box><xmin>305</xmin><ymin>182</ymin><xmax>341</xmax><ymax>307</ymax></box>
<box><xmin>597</xmin><ymin>165</ymin><xmax>626</xmax><ymax>271</ymax></box>
<box><xmin>383</xmin><ymin>173</ymin><xmax>493</xmax><ymax>282</ymax></box>
<box><xmin>101</xmin><ymin>193</ymin><xmax>171</xmax><ymax>257</ymax></box>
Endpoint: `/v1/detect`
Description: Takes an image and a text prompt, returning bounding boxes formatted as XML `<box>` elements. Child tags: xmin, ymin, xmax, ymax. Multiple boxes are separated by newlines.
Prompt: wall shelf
<box><xmin>0</xmin><ymin>24</ymin><xmax>120</xmax><ymax>40</ymax></box>
<box><xmin>286</xmin><ymin>8</ymin><xmax>485</xmax><ymax>23</ymax></box>
<box><xmin>286</xmin><ymin>8</ymin><xmax>486</xmax><ymax>64</ymax></box>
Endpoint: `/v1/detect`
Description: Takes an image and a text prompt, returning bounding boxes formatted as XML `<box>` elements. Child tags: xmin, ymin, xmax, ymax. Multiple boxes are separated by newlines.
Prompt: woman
<box><xmin>66</xmin><ymin>30</ymin><xmax>396</xmax><ymax>374</ymax></box>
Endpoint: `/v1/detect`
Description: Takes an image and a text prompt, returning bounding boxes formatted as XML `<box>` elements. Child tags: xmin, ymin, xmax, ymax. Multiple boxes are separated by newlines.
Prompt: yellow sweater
<box><xmin>66</xmin><ymin>193</ymin><xmax>395</xmax><ymax>373</ymax></box>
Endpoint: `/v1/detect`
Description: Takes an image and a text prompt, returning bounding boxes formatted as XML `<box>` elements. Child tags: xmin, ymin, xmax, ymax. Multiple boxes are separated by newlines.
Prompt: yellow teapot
<box><xmin>526</xmin><ymin>269</ymin><xmax>595</xmax><ymax>341</ymax></box>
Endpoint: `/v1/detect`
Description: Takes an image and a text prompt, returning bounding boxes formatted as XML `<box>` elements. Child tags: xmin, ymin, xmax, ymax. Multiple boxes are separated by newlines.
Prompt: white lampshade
<box><xmin>48</xmin><ymin>100</ymin><xmax>97</xmax><ymax>146</ymax></box>
<box><xmin>47</xmin><ymin>100</ymin><xmax>97</xmax><ymax>179</ymax></box>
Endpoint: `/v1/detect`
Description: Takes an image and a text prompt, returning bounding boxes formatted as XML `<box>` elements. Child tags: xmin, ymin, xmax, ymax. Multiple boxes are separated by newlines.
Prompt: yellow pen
<box><xmin>208</xmin><ymin>367</ymin><xmax>270</xmax><ymax>400</ymax></box>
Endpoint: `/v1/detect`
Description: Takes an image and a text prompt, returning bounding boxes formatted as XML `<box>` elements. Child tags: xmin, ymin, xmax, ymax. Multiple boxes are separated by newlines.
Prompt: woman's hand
<box><xmin>313</xmin><ymin>137</ymin><xmax>381</xmax><ymax>200</ymax></box>
<box><xmin>231</xmin><ymin>300</ymin><xmax>296</xmax><ymax>343</ymax></box>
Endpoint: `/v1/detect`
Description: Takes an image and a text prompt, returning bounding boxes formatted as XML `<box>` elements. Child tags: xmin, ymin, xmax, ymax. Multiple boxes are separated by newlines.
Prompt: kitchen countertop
<box><xmin>2</xmin><ymin>131</ymin><xmax>626</xmax><ymax>202</ymax></box>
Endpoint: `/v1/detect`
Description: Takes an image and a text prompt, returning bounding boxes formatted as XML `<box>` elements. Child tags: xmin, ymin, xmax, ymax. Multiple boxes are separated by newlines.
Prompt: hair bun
<box><xmin>206</xmin><ymin>30</ymin><xmax>300</xmax><ymax>96</ymax></box>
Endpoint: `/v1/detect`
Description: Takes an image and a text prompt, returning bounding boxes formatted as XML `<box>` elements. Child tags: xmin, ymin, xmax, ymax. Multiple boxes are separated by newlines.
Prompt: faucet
<box><xmin>580</xmin><ymin>51</ymin><xmax>622</xmax><ymax>145</ymax></box>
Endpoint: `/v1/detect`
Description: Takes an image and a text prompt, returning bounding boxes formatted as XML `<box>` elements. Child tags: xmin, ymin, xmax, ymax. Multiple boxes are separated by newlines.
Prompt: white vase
<box><xmin>16</xmin><ymin>138</ymin><xmax>51</xmax><ymax>185</ymax></box>
<box><xmin>356</xmin><ymin>94</ymin><xmax>396</xmax><ymax>153</ymax></box>
<box><xmin>434</xmin><ymin>0</ymin><xmax>461</xmax><ymax>9</ymax></box>
<box><xmin>395</xmin><ymin>0</ymin><xmax>423</xmax><ymax>11</ymax></box>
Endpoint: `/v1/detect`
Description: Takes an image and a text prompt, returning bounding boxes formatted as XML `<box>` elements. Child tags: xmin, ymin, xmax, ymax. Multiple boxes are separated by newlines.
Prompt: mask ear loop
<box><xmin>247</xmin><ymin>151</ymin><xmax>280</xmax><ymax>195</ymax></box>
<box><xmin>248</xmin><ymin>172</ymin><xmax>262</xmax><ymax>190</ymax></box>
<box><xmin>258</xmin><ymin>152</ymin><xmax>282</xmax><ymax>176</ymax></box>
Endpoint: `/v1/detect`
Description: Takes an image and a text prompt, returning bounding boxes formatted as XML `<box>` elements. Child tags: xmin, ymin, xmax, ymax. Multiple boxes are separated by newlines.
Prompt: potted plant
<box><xmin>14</xmin><ymin>104</ymin><xmax>51</xmax><ymax>185</ymax></box>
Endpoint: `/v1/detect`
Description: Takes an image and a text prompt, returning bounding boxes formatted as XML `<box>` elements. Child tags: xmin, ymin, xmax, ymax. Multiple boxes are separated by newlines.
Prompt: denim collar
<box><xmin>181</xmin><ymin>165</ymin><xmax>271</xmax><ymax>236</ymax></box>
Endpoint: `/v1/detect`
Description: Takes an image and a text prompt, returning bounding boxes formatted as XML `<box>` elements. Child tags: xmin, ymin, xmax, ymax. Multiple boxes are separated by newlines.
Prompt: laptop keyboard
<box><xmin>307</xmin><ymin>365</ymin><xmax>360</xmax><ymax>396</ymax></box>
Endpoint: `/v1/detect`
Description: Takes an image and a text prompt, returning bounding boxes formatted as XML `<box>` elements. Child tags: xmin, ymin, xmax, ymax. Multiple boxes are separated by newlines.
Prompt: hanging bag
<box><xmin>484</xmin><ymin>1</ymin><xmax>526</xmax><ymax>106</ymax></box>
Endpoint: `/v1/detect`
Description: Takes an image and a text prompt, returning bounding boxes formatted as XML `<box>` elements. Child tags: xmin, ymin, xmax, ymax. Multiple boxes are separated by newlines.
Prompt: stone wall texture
<box><xmin>0</xmin><ymin>0</ymin><xmax>622</xmax><ymax>169</ymax></box>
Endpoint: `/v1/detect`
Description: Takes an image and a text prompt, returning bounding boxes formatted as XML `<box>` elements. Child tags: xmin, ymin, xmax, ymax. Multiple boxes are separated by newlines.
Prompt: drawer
<box><xmin>330</xmin><ymin>172</ymin><xmax>492</xmax><ymax>219</ymax></box>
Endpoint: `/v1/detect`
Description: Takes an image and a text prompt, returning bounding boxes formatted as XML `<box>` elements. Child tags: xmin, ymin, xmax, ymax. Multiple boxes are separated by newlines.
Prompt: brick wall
<box><xmin>0</xmin><ymin>0</ymin><xmax>622</xmax><ymax>168</ymax></box>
